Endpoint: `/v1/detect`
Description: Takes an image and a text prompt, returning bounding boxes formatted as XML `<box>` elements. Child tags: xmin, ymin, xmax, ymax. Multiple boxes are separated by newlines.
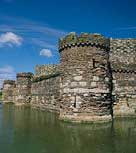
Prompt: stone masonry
<box><xmin>35</xmin><ymin>64</ymin><xmax>59</xmax><ymax>77</ymax></box>
<box><xmin>14</xmin><ymin>72</ymin><xmax>33</xmax><ymax>105</ymax></box>
<box><xmin>110</xmin><ymin>39</ymin><xmax>136</xmax><ymax>117</ymax></box>
<box><xmin>2</xmin><ymin>32</ymin><xmax>136</xmax><ymax>123</ymax></box>
<box><xmin>31</xmin><ymin>65</ymin><xmax>60</xmax><ymax>111</ymax></box>
<box><xmin>2</xmin><ymin>80</ymin><xmax>16</xmax><ymax>103</ymax></box>
<box><xmin>59</xmin><ymin>33</ymin><xmax>112</xmax><ymax>122</ymax></box>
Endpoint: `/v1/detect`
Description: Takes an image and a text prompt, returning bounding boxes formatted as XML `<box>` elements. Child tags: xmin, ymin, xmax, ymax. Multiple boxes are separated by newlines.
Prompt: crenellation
<box><xmin>59</xmin><ymin>33</ymin><xmax>110</xmax><ymax>51</ymax></box>
<box><xmin>2</xmin><ymin>32</ymin><xmax>136</xmax><ymax>123</ymax></box>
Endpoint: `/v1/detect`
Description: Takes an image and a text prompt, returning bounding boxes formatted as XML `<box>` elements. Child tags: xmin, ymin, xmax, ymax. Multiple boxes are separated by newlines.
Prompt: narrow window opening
<box><xmin>93</xmin><ymin>58</ymin><xmax>96</xmax><ymax>68</ymax></box>
<box><xmin>74</xmin><ymin>95</ymin><xmax>76</xmax><ymax>108</ymax></box>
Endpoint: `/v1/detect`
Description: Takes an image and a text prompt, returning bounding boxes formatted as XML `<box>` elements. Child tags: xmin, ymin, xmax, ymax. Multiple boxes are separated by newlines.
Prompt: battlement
<box><xmin>17</xmin><ymin>72</ymin><xmax>33</xmax><ymax>78</ymax></box>
<box><xmin>59</xmin><ymin>32</ymin><xmax>110</xmax><ymax>51</ymax></box>
<box><xmin>35</xmin><ymin>64</ymin><xmax>59</xmax><ymax>77</ymax></box>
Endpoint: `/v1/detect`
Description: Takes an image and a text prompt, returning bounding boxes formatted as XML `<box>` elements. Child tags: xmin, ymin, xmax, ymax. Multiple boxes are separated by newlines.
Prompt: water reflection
<box><xmin>0</xmin><ymin>104</ymin><xmax>136</xmax><ymax>153</ymax></box>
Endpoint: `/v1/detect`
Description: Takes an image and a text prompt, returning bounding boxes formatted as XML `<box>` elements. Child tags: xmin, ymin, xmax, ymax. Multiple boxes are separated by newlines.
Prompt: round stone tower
<box><xmin>15</xmin><ymin>72</ymin><xmax>33</xmax><ymax>105</ymax></box>
<box><xmin>59</xmin><ymin>32</ymin><xmax>112</xmax><ymax>122</ymax></box>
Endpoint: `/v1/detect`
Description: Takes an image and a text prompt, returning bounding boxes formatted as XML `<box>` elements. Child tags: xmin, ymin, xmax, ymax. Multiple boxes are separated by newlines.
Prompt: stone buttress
<box><xmin>59</xmin><ymin>33</ymin><xmax>112</xmax><ymax>122</ymax></box>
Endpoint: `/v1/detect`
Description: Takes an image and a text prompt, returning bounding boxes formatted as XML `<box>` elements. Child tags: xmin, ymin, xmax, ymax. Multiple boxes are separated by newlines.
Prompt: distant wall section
<box><xmin>2</xmin><ymin>80</ymin><xmax>16</xmax><ymax>103</ymax></box>
<box><xmin>110</xmin><ymin>39</ymin><xmax>136</xmax><ymax>116</ymax></box>
<box><xmin>35</xmin><ymin>65</ymin><xmax>59</xmax><ymax>77</ymax></box>
<box><xmin>14</xmin><ymin>72</ymin><xmax>33</xmax><ymax>105</ymax></box>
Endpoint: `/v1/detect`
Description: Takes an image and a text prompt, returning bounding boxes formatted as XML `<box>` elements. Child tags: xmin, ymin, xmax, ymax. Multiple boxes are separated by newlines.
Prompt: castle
<box><xmin>2</xmin><ymin>32</ymin><xmax>136</xmax><ymax>123</ymax></box>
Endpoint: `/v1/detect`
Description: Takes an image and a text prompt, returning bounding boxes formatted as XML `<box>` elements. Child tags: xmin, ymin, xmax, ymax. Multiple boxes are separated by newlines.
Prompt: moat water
<box><xmin>0</xmin><ymin>104</ymin><xmax>136</xmax><ymax>153</ymax></box>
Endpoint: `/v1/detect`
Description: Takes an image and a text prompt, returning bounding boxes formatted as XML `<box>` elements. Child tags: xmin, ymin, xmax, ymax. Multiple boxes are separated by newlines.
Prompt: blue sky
<box><xmin>0</xmin><ymin>0</ymin><xmax>136</xmax><ymax>87</ymax></box>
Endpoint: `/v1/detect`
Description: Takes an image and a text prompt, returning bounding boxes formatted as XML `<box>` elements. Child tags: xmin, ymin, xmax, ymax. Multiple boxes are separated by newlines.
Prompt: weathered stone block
<box><xmin>74</xmin><ymin>76</ymin><xmax>82</xmax><ymax>81</ymax></box>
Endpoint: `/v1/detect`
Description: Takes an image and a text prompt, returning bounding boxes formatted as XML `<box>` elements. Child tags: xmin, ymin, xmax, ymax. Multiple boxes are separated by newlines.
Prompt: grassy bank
<box><xmin>0</xmin><ymin>92</ymin><xmax>2</xmax><ymax>100</ymax></box>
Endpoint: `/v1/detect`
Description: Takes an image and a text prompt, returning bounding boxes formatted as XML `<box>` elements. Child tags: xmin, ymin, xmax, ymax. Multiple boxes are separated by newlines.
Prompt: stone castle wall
<box><xmin>35</xmin><ymin>64</ymin><xmax>59</xmax><ymax>77</ymax></box>
<box><xmin>31</xmin><ymin>74</ymin><xmax>60</xmax><ymax>111</ymax></box>
<box><xmin>110</xmin><ymin>39</ymin><xmax>136</xmax><ymax>117</ymax></box>
<box><xmin>14</xmin><ymin>72</ymin><xmax>33</xmax><ymax>105</ymax></box>
<box><xmin>2</xmin><ymin>32</ymin><xmax>136</xmax><ymax>123</ymax></box>
<box><xmin>2</xmin><ymin>80</ymin><xmax>16</xmax><ymax>103</ymax></box>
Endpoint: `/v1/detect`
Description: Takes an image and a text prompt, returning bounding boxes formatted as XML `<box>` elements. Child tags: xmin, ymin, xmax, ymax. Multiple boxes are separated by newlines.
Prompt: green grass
<box><xmin>0</xmin><ymin>92</ymin><xmax>2</xmax><ymax>100</ymax></box>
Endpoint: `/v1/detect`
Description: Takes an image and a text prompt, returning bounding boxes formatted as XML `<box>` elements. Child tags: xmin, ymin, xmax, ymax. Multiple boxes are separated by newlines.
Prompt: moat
<box><xmin>0</xmin><ymin>103</ymin><xmax>136</xmax><ymax>153</ymax></box>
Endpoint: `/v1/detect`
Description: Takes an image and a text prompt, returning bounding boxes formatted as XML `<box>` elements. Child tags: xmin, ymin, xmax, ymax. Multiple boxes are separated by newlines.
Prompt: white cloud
<box><xmin>40</xmin><ymin>49</ymin><xmax>53</xmax><ymax>57</ymax></box>
<box><xmin>0</xmin><ymin>16</ymin><xmax>67</xmax><ymax>50</ymax></box>
<box><xmin>0</xmin><ymin>65</ymin><xmax>14</xmax><ymax>73</ymax></box>
<box><xmin>0</xmin><ymin>16</ymin><xmax>67</xmax><ymax>37</ymax></box>
<box><xmin>0</xmin><ymin>32</ymin><xmax>23</xmax><ymax>47</ymax></box>
<box><xmin>31</xmin><ymin>38</ymin><xmax>56</xmax><ymax>50</ymax></box>
<box><xmin>0</xmin><ymin>65</ymin><xmax>16</xmax><ymax>88</ymax></box>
